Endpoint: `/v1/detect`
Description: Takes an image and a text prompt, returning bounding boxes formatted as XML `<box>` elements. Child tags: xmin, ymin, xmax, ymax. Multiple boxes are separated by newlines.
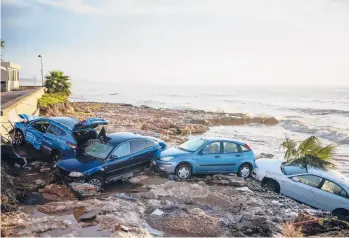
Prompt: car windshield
<box><xmin>281</xmin><ymin>163</ymin><xmax>308</xmax><ymax>175</ymax></box>
<box><xmin>84</xmin><ymin>141</ymin><xmax>114</xmax><ymax>159</ymax></box>
<box><xmin>178</xmin><ymin>138</ymin><xmax>207</xmax><ymax>152</ymax></box>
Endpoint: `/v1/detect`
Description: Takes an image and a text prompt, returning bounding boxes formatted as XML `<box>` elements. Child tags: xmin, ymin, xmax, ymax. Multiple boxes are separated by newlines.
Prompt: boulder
<box><xmin>41</xmin><ymin>184</ymin><xmax>76</xmax><ymax>199</ymax></box>
<box><xmin>212</xmin><ymin>175</ymin><xmax>246</xmax><ymax>187</ymax></box>
<box><xmin>69</xmin><ymin>182</ymin><xmax>100</xmax><ymax>199</ymax></box>
<box><xmin>79</xmin><ymin>208</ymin><xmax>100</xmax><ymax>221</ymax></box>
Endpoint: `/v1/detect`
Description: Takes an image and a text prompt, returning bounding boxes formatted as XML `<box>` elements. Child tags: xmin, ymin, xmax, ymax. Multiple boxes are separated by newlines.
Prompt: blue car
<box><xmin>13</xmin><ymin>114</ymin><xmax>108</xmax><ymax>161</ymax></box>
<box><xmin>55</xmin><ymin>132</ymin><xmax>166</xmax><ymax>189</ymax></box>
<box><xmin>152</xmin><ymin>137</ymin><xmax>256</xmax><ymax>179</ymax></box>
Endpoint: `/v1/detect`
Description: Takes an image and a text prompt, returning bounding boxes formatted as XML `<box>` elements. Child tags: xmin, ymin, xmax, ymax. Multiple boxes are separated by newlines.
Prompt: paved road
<box><xmin>1</xmin><ymin>89</ymin><xmax>36</xmax><ymax>106</ymax></box>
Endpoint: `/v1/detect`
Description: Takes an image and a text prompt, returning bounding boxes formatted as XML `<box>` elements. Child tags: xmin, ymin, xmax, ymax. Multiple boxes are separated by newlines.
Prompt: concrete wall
<box><xmin>1</xmin><ymin>87</ymin><xmax>45</xmax><ymax>140</ymax></box>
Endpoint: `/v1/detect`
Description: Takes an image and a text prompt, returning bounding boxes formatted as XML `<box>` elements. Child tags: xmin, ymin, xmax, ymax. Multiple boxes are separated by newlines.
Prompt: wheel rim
<box><xmin>240</xmin><ymin>166</ymin><xmax>251</xmax><ymax>178</ymax></box>
<box><xmin>14</xmin><ymin>131</ymin><xmax>23</xmax><ymax>144</ymax></box>
<box><xmin>89</xmin><ymin>178</ymin><xmax>102</xmax><ymax>189</ymax></box>
<box><xmin>177</xmin><ymin>167</ymin><xmax>190</xmax><ymax>179</ymax></box>
<box><xmin>54</xmin><ymin>152</ymin><xmax>61</xmax><ymax>161</ymax></box>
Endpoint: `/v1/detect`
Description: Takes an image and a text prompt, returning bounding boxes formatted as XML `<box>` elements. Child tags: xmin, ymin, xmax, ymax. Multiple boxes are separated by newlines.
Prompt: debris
<box><xmin>69</xmin><ymin>182</ymin><xmax>100</xmax><ymax>199</ymax></box>
<box><xmin>22</xmin><ymin>193</ymin><xmax>43</xmax><ymax>205</ymax></box>
<box><xmin>115</xmin><ymin>193</ymin><xmax>137</xmax><ymax>201</ymax></box>
<box><xmin>34</xmin><ymin>179</ymin><xmax>46</xmax><ymax>186</ymax></box>
<box><xmin>40</xmin><ymin>167</ymin><xmax>51</xmax><ymax>172</ymax></box>
<box><xmin>211</xmin><ymin>174</ymin><xmax>246</xmax><ymax>187</ymax></box>
<box><xmin>151</xmin><ymin>208</ymin><xmax>164</xmax><ymax>216</ymax></box>
<box><xmin>73</xmin><ymin>206</ymin><xmax>86</xmax><ymax>222</ymax></box>
<box><xmin>30</xmin><ymin>161</ymin><xmax>42</xmax><ymax>166</ymax></box>
<box><xmin>79</xmin><ymin>208</ymin><xmax>100</xmax><ymax>221</ymax></box>
<box><xmin>41</xmin><ymin>184</ymin><xmax>76</xmax><ymax>199</ymax></box>
<box><xmin>236</xmin><ymin>187</ymin><xmax>254</xmax><ymax>193</ymax></box>
<box><xmin>120</xmin><ymin>225</ymin><xmax>130</xmax><ymax>232</ymax></box>
<box><xmin>115</xmin><ymin>222</ymin><xmax>121</xmax><ymax>231</ymax></box>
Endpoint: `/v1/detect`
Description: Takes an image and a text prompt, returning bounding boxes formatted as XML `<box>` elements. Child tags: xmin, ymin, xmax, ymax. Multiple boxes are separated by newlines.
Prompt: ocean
<box><xmin>21</xmin><ymin>79</ymin><xmax>349</xmax><ymax>175</ymax></box>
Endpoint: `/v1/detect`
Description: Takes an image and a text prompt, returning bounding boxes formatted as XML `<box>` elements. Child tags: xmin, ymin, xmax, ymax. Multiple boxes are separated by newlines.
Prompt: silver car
<box><xmin>252</xmin><ymin>159</ymin><xmax>349</xmax><ymax>218</ymax></box>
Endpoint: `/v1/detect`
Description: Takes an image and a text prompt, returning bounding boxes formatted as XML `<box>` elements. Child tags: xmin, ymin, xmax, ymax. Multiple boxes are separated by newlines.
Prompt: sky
<box><xmin>1</xmin><ymin>0</ymin><xmax>349</xmax><ymax>85</ymax></box>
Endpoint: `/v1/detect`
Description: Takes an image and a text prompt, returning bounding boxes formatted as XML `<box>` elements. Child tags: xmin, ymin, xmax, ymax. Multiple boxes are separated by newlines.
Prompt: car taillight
<box><xmin>245</xmin><ymin>143</ymin><xmax>252</xmax><ymax>150</ymax></box>
<box><xmin>67</xmin><ymin>142</ymin><xmax>77</xmax><ymax>149</ymax></box>
<box><xmin>80</xmin><ymin>119</ymin><xmax>86</xmax><ymax>123</ymax></box>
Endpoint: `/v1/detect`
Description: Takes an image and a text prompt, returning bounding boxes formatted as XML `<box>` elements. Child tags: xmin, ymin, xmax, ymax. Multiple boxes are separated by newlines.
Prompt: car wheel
<box><xmin>333</xmin><ymin>209</ymin><xmax>349</xmax><ymax>222</ymax></box>
<box><xmin>14</xmin><ymin>129</ymin><xmax>25</xmax><ymax>145</ymax></box>
<box><xmin>175</xmin><ymin>163</ymin><xmax>192</xmax><ymax>179</ymax></box>
<box><xmin>88</xmin><ymin>176</ymin><xmax>104</xmax><ymax>190</ymax></box>
<box><xmin>237</xmin><ymin>163</ymin><xmax>252</xmax><ymax>178</ymax></box>
<box><xmin>262</xmin><ymin>179</ymin><xmax>280</xmax><ymax>193</ymax></box>
<box><xmin>51</xmin><ymin>150</ymin><xmax>62</xmax><ymax>162</ymax></box>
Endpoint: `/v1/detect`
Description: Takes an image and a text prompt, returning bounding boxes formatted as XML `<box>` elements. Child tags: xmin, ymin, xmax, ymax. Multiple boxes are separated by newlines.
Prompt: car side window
<box><xmin>223</xmin><ymin>142</ymin><xmax>239</xmax><ymax>153</ymax></box>
<box><xmin>112</xmin><ymin>142</ymin><xmax>131</xmax><ymax>158</ymax></box>
<box><xmin>46</xmin><ymin>124</ymin><xmax>66</xmax><ymax>136</ymax></box>
<box><xmin>131</xmin><ymin>139</ymin><xmax>149</xmax><ymax>154</ymax></box>
<box><xmin>31</xmin><ymin>121</ymin><xmax>49</xmax><ymax>133</ymax></box>
<box><xmin>321</xmin><ymin>180</ymin><xmax>346</xmax><ymax>197</ymax></box>
<box><xmin>202</xmin><ymin>142</ymin><xmax>221</xmax><ymax>154</ymax></box>
<box><xmin>295</xmin><ymin>175</ymin><xmax>323</xmax><ymax>188</ymax></box>
<box><xmin>240</xmin><ymin>145</ymin><xmax>250</xmax><ymax>152</ymax></box>
<box><xmin>146</xmin><ymin>139</ymin><xmax>155</xmax><ymax>147</ymax></box>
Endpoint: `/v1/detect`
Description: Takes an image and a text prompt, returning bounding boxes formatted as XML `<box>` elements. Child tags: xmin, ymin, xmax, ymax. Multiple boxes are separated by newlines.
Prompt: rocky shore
<box><xmin>1</xmin><ymin>101</ymin><xmax>348</xmax><ymax>237</ymax></box>
<box><xmin>41</xmin><ymin>101</ymin><xmax>278</xmax><ymax>145</ymax></box>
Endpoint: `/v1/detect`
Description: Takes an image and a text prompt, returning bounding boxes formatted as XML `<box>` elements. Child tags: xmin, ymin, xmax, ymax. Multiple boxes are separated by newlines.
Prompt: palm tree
<box><xmin>280</xmin><ymin>136</ymin><xmax>336</xmax><ymax>170</ymax></box>
<box><xmin>1</xmin><ymin>40</ymin><xmax>4</xmax><ymax>48</ymax></box>
<box><xmin>44</xmin><ymin>70</ymin><xmax>71</xmax><ymax>94</ymax></box>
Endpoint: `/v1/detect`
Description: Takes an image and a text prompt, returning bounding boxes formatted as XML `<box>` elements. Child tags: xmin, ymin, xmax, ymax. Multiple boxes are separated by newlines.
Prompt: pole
<box><xmin>40</xmin><ymin>57</ymin><xmax>43</xmax><ymax>86</ymax></box>
<box><xmin>38</xmin><ymin>55</ymin><xmax>44</xmax><ymax>86</ymax></box>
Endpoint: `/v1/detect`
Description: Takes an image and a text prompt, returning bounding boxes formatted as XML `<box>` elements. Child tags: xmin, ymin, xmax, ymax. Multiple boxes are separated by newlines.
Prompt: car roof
<box><xmin>106</xmin><ymin>132</ymin><xmax>145</xmax><ymax>145</ymax></box>
<box><xmin>308</xmin><ymin>167</ymin><xmax>349</xmax><ymax>190</ymax></box>
<box><xmin>199</xmin><ymin>137</ymin><xmax>247</xmax><ymax>145</ymax></box>
<box><xmin>49</xmin><ymin>117</ymin><xmax>79</xmax><ymax>129</ymax></box>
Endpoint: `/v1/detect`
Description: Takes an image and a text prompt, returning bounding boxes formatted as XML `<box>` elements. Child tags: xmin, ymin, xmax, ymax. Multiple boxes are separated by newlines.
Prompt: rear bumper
<box><xmin>151</xmin><ymin>160</ymin><xmax>177</xmax><ymax>174</ymax></box>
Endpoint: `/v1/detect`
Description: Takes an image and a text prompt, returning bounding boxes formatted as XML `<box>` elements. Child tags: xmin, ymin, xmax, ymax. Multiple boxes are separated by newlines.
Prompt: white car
<box><xmin>252</xmin><ymin>159</ymin><xmax>349</xmax><ymax>218</ymax></box>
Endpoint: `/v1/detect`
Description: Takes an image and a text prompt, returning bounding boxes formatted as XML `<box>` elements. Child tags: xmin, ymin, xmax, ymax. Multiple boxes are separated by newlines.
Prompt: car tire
<box><xmin>175</xmin><ymin>163</ymin><xmax>192</xmax><ymax>179</ymax></box>
<box><xmin>88</xmin><ymin>176</ymin><xmax>104</xmax><ymax>190</ymax></box>
<box><xmin>237</xmin><ymin>163</ymin><xmax>252</xmax><ymax>178</ymax></box>
<box><xmin>51</xmin><ymin>150</ymin><xmax>62</xmax><ymax>162</ymax></box>
<box><xmin>13</xmin><ymin>129</ymin><xmax>25</xmax><ymax>145</ymax></box>
<box><xmin>262</xmin><ymin>179</ymin><xmax>280</xmax><ymax>193</ymax></box>
<box><xmin>333</xmin><ymin>209</ymin><xmax>349</xmax><ymax>222</ymax></box>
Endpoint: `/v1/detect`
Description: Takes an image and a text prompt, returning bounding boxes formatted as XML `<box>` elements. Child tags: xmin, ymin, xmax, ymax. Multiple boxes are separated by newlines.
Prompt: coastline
<box><xmin>42</xmin><ymin>101</ymin><xmax>279</xmax><ymax>145</ymax></box>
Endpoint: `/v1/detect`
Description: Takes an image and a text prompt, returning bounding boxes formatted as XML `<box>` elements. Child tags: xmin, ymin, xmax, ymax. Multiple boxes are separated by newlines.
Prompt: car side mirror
<box><xmin>111</xmin><ymin>155</ymin><xmax>118</xmax><ymax>160</ymax></box>
<box><xmin>198</xmin><ymin>150</ymin><xmax>203</xmax><ymax>155</ymax></box>
<box><xmin>291</xmin><ymin>177</ymin><xmax>300</xmax><ymax>182</ymax></box>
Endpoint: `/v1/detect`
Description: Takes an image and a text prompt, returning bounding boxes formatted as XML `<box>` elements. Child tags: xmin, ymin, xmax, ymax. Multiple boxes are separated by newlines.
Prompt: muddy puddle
<box><xmin>15</xmin><ymin>175</ymin><xmax>169</xmax><ymax>237</ymax></box>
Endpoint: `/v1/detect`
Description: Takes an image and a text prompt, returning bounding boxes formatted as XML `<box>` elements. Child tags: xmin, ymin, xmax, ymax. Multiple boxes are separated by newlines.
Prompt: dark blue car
<box><xmin>55</xmin><ymin>132</ymin><xmax>166</xmax><ymax>189</ymax></box>
<box><xmin>14</xmin><ymin>114</ymin><xmax>108</xmax><ymax>160</ymax></box>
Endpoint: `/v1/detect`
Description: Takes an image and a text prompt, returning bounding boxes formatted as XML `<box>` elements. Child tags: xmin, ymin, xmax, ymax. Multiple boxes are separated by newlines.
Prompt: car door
<box><xmin>311</xmin><ymin>180</ymin><xmax>349</xmax><ymax>211</ymax></box>
<box><xmin>130</xmin><ymin>139</ymin><xmax>154</xmax><ymax>169</ymax></box>
<box><xmin>196</xmin><ymin>141</ymin><xmax>225</xmax><ymax>173</ymax></box>
<box><xmin>25</xmin><ymin>120</ymin><xmax>49</xmax><ymax>150</ymax></box>
<box><xmin>222</xmin><ymin>141</ymin><xmax>243</xmax><ymax>172</ymax></box>
<box><xmin>42</xmin><ymin>123</ymin><xmax>66</xmax><ymax>155</ymax></box>
<box><xmin>282</xmin><ymin>174</ymin><xmax>323</xmax><ymax>206</ymax></box>
<box><xmin>105</xmin><ymin>141</ymin><xmax>136</xmax><ymax>179</ymax></box>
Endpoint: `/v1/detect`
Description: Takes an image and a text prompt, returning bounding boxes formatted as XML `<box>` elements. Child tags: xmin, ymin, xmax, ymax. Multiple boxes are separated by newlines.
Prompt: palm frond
<box><xmin>280</xmin><ymin>136</ymin><xmax>297</xmax><ymax>162</ymax></box>
<box><xmin>289</xmin><ymin>155</ymin><xmax>336</xmax><ymax>171</ymax></box>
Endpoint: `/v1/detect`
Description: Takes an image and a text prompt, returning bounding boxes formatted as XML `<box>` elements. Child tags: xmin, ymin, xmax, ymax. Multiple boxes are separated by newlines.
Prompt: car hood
<box><xmin>56</xmin><ymin>154</ymin><xmax>104</xmax><ymax>173</ymax></box>
<box><xmin>256</xmin><ymin>159</ymin><xmax>283</xmax><ymax>175</ymax></box>
<box><xmin>159</xmin><ymin>147</ymin><xmax>190</xmax><ymax>158</ymax></box>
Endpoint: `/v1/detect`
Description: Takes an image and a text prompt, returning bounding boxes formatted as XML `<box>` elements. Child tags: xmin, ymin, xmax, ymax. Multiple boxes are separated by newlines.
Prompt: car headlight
<box><xmin>160</xmin><ymin>156</ymin><xmax>173</xmax><ymax>161</ymax></box>
<box><xmin>68</xmin><ymin>171</ymin><xmax>84</xmax><ymax>177</ymax></box>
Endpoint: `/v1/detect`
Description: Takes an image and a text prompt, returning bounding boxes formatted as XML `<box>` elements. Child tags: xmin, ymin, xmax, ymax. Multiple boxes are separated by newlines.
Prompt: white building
<box><xmin>1</xmin><ymin>61</ymin><xmax>21</xmax><ymax>92</ymax></box>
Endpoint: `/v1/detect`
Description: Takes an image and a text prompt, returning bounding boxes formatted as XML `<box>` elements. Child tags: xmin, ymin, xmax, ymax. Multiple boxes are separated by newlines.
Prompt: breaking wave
<box><xmin>290</xmin><ymin>108</ymin><xmax>349</xmax><ymax>116</ymax></box>
<box><xmin>280</xmin><ymin>120</ymin><xmax>349</xmax><ymax>144</ymax></box>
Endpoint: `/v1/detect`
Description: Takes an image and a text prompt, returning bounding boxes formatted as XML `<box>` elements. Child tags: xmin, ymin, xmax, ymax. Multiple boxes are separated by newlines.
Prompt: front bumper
<box><xmin>151</xmin><ymin>160</ymin><xmax>177</xmax><ymax>174</ymax></box>
<box><xmin>251</xmin><ymin>167</ymin><xmax>266</xmax><ymax>181</ymax></box>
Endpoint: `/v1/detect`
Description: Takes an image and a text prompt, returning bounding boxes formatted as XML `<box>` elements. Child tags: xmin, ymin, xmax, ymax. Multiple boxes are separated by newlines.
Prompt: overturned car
<box><xmin>55</xmin><ymin>132</ymin><xmax>166</xmax><ymax>189</ymax></box>
<box><xmin>13</xmin><ymin>114</ymin><xmax>108</xmax><ymax>161</ymax></box>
